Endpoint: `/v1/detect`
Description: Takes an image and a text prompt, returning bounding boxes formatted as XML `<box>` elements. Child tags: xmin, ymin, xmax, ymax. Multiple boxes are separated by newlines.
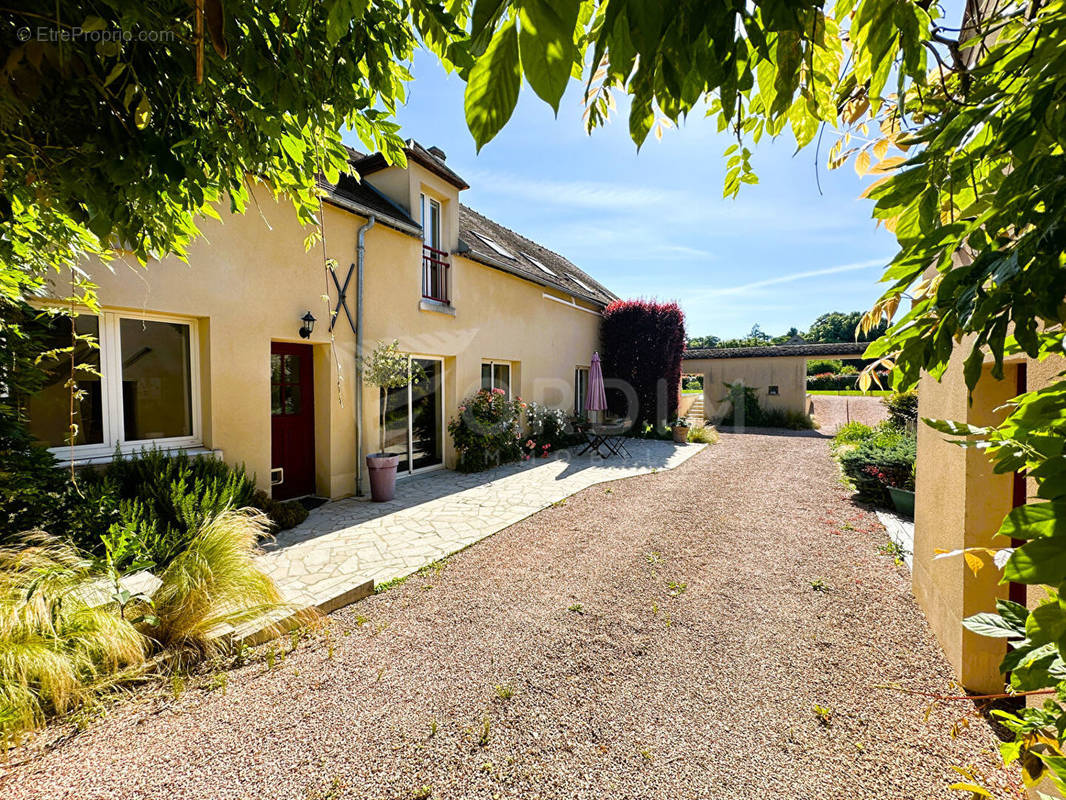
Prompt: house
<box><xmin>25</xmin><ymin>141</ymin><xmax>616</xmax><ymax>500</ymax></box>
<box><xmin>681</xmin><ymin>341</ymin><xmax>867</xmax><ymax>422</ymax></box>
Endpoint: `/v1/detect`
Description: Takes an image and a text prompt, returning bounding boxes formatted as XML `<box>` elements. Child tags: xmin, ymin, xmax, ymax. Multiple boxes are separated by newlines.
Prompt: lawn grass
<box><xmin>808</xmin><ymin>389</ymin><xmax>891</xmax><ymax>397</ymax></box>
<box><xmin>681</xmin><ymin>389</ymin><xmax>702</xmax><ymax>395</ymax></box>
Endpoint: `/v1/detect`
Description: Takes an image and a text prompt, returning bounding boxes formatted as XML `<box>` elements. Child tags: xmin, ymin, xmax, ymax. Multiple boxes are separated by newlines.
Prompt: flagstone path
<box><xmin>257</xmin><ymin>439</ymin><xmax>707</xmax><ymax>615</ymax></box>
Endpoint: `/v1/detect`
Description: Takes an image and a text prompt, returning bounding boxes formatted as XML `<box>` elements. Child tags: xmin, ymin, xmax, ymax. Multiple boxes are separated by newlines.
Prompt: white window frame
<box><xmin>420</xmin><ymin>192</ymin><xmax>442</xmax><ymax>250</ymax></box>
<box><xmin>575</xmin><ymin>366</ymin><xmax>590</xmax><ymax>415</ymax></box>
<box><xmin>481</xmin><ymin>360</ymin><xmax>512</xmax><ymax>399</ymax></box>
<box><xmin>385</xmin><ymin>354</ymin><xmax>445</xmax><ymax>477</ymax></box>
<box><xmin>44</xmin><ymin>310</ymin><xmax>202</xmax><ymax>462</ymax></box>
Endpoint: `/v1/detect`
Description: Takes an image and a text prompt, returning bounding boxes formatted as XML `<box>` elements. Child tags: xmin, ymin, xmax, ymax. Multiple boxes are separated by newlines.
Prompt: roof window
<box><xmin>523</xmin><ymin>253</ymin><xmax>557</xmax><ymax>276</ymax></box>
<box><xmin>470</xmin><ymin>231</ymin><xmax>515</xmax><ymax>260</ymax></box>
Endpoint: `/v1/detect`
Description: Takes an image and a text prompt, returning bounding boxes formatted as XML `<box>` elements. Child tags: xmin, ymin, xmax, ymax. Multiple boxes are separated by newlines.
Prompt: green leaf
<box><xmin>921</xmin><ymin>418</ymin><xmax>991</xmax><ymax>437</ymax></box>
<box><xmin>518</xmin><ymin>0</ymin><xmax>578</xmax><ymax>112</ymax></box>
<box><xmin>963</xmin><ymin>612</ymin><xmax>1026</xmax><ymax>639</ymax></box>
<box><xmin>996</xmin><ymin>598</ymin><xmax>1030</xmax><ymax>632</ymax></box>
<box><xmin>134</xmin><ymin>95</ymin><xmax>151</xmax><ymax>130</ymax></box>
<box><xmin>1004</xmin><ymin>536</ymin><xmax>1066</xmax><ymax>585</ymax></box>
<box><xmin>326</xmin><ymin>0</ymin><xmax>369</xmax><ymax>47</ymax></box>
<box><xmin>465</xmin><ymin>18</ymin><xmax>521</xmax><ymax>151</ymax></box>
<box><xmin>998</xmin><ymin>502</ymin><xmax>1066</xmax><ymax>541</ymax></box>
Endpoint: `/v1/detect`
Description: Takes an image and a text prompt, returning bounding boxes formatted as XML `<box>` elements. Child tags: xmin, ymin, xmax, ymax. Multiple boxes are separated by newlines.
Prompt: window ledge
<box><xmin>419</xmin><ymin>298</ymin><xmax>455</xmax><ymax>316</ymax></box>
<box><xmin>55</xmin><ymin>445</ymin><xmax>220</xmax><ymax>469</ymax></box>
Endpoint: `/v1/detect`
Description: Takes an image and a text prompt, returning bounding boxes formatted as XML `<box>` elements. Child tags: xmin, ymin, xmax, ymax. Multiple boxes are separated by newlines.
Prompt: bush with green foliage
<box><xmin>883</xmin><ymin>390</ymin><xmax>919</xmax><ymax>430</ymax></box>
<box><xmin>0</xmin><ymin>509</ymin><xmax>285</xmax><ymax>745</ymax></box>
<box><xmin>807</xmin><ymin>372</ymin><xmax>860</xmax><ymax>391</ymax></box>
<box><xmin>687</xmin><ymin>426</ymin><xmax>718</xmax><ymax>444</ymax></box>
<box><xmin>837</xmin><ymin>429</ymin><xmax>916</xmax><ymax>507</ymax></box>
<box><xmin>831</xmin><ymin>421</ymin><xmax>876</xmax><ymax>450</ymax></box>
<box><xmin>522</xmin><ymin>402</ymin><xmax>580</xmax><ymax>459</ymax></box>
<box><xmin>806</xmin><ymin>359</ymin><xmax>843</xmax><ymax>376</ymax></box>
<box><xmin>448</xmin><ymin>389</ymin><xmax>523</xmax><ymax>473</ymax></box>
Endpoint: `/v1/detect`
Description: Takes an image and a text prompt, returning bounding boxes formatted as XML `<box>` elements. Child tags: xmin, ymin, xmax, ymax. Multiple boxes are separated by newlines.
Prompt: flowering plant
<box><xmin>522</xmin><ymin>402</ymin><xmax>579</xmax><ymax>458</ymax></box>
<box><xmin>448</xmin><ymin>389</ymin><xmax>523</xmax><ymax>472</ymax></box>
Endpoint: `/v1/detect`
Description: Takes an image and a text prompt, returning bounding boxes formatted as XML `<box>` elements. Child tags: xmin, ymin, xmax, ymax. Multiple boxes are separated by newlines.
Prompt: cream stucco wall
<box><xmin>55</xmin><ymin>175</ymin><xmax>602</xmax><ymax>500</ymax></box>
<box><xmin>913</xmin><ymin>358</ymin><xmax>1020</xmax><ymax>692</ymax></box>
<box><xmin>914</xmin><ymin>349</ymin><xmax>1066</xmax><ymax>693</ymax></box>
<box><xmin>684</xmin><ymin>355</ymin><xmax>808</xmax><ymax>421</ymax></box>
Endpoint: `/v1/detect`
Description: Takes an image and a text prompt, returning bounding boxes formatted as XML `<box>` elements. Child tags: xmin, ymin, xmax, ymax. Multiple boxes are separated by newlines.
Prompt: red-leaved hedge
<box><xmin>599</xmin><ymin>299</ymin><xmax>686</xmax><ymax>428</ymax></box>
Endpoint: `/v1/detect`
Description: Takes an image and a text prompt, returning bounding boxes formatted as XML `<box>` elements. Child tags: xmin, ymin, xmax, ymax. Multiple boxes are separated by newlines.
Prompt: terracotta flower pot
<box><xmin>366</xmin><ymin>453</ymin><xmax>400</xmax><ymax>502</ymax></box>
<box><xmin>672</xmin><ymin>425</ymin><xmax>690</xmax><ymax>443</ymax></box>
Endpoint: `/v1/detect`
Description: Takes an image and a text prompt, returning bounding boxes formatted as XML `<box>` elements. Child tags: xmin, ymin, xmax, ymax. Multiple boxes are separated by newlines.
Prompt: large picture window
<box><xmin>27</xmin><ymin>311</ymin><xmax>200</xmax><ymax>458</ymax></box>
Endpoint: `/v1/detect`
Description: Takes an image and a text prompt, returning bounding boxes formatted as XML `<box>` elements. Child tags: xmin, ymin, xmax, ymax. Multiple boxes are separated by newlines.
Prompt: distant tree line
<box><xmin>687</xmin><ymin>312</ymin><xmax>887</xmax><ymax>350</ymax></box>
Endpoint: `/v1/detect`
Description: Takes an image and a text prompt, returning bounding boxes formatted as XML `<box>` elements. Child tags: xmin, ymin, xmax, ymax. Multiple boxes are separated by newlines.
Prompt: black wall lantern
<box><xmin>298</xmin><ymin>311</ymin><xmax>316</xmax><ymax>339</ymax></box>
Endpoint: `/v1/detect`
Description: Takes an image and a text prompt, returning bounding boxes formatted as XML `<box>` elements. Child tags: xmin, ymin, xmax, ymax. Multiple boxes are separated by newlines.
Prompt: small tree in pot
<box><xmin>364</xmin><ymin>340</ymin><xmax>424</xmax><ymax>502</ymax></box>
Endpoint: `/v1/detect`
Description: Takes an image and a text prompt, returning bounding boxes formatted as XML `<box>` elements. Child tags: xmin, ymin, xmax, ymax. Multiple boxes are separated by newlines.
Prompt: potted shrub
<box><xmin>863</xmin><ymin>464</ymin><xmax>916</xmax><ymax>517</ymax></box>
<box><xmin>671</xmin><ymin>417</ymin><xmax>690</xmax><ymax>443</ymax></box>
<box><xmin>364</xmin><ymin>340</ymin><xmax>424</xmax><ymax>502</ymax></box>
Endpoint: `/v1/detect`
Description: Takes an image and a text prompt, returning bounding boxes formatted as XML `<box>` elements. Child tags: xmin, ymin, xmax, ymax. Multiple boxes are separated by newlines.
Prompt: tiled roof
<box><xmin>325</xmin><ymin>142</ymin><xmax>616</xmax><ymax>307</ymax></box>
<box><xmin>458</xmin><ymin>205</ymin><xmax>616</xmax><ymax>307</ymax></box>
<box><xmin>318</xmin><ymin>172</ymin><xmax>420</xmax><ymax>235</ymax></box>
<box><xmin>353</xmin><ymin>140</ymin><xmax>470</xmax><ymax>191</ymax></box>
<box><xmin>683</xmin><ymin>342</ymin><xmax>869</xmax><ymax>359</ymax></box>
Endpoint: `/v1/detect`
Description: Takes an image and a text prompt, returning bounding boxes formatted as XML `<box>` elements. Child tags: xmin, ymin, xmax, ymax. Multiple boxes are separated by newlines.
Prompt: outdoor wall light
<box><xmin>298</xmin><ymin>311</ymin><xmax>316</xmax><ymax>339</ymax></box>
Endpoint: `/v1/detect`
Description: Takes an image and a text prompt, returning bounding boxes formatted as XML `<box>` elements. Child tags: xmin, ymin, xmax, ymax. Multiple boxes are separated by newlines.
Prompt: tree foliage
<box><xmin>0</xmin><ymin>0</ymin><xmax>470</xmax><ymax>316</ymax></box>
<box><xmin>457</xmin><ymin>0</ymin><xmax>1066</xmax><ymax>789</ymax></box>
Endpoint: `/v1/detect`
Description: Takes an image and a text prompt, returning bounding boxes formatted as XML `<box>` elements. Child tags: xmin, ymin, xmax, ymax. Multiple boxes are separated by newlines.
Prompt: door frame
<box><xmin>399</xmin><ymin>354</ymin><xmax>445</xmax><ymax>477</ymax></box>
<box><xmin>270</xmin><ymin>341</ymin><xmax>316</xmax><ymax>499</ymax></box>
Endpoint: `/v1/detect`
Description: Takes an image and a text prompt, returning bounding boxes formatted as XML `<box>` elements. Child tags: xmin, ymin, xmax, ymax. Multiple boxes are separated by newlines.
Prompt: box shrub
<box><xmin>807</xmin><ymin>372</ymin><xmax>860</xmax><ymax>391</ymax></box>
<box><xmin>448</xmin><ymin>389</ymin><xmax>523</xmax><ymax>472</ymax></box>
<box><xmin>806</xmin><ymin>359</ymin><xmax>843</xmax><ymax>376</ymax></box>
<box><xmin>838</xmin><ymin>431</ymin><xmax>916</xmax><ymax>507</ymax></box>
<box><xmin>600</xmin><ymin>299</ymin><xmax>686</xmax><ymax>428</ymax></box>
<box><xmin>883</xmin><ymin>390</ymin><xmax>919</xmax><ymax>429</ymax></box>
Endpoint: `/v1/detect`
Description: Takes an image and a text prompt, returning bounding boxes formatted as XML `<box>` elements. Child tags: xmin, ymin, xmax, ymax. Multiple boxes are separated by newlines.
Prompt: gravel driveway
<box><xmin>809</xmin><ymin>394</ymin><xmax>891</xmax><ymax>432</ymax></box>
<box><xmin>2</xmin><ymin>432</ymin><xmax>1020</xmax><ymax>799</ymax></box>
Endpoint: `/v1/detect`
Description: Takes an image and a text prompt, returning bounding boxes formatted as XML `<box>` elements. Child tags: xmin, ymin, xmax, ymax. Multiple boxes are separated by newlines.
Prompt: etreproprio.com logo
<box><xmin>17</xmin><ymin>25</ymin><xmax>175</xmax><ymax>44</ymax></box>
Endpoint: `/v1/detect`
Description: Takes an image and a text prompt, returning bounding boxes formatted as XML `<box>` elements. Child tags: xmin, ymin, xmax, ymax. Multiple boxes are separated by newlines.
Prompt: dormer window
<box><xmin>420</xmin><ymin>193</ymin><xmax>449</xmax><ymax>304</ymax></box>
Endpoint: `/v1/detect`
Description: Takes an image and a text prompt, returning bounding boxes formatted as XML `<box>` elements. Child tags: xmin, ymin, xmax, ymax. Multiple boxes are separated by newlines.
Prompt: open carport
<box><xmin>681</xmin><ymin>341</ymin><xmax>868</xmax><ymax>423</ymax></box>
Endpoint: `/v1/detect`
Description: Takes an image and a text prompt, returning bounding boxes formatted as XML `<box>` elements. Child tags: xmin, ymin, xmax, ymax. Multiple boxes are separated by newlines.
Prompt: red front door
<box><xmin>271</xmin><ymin>342</ymin><xmax>315</xmax><ymax>500</ymax></box>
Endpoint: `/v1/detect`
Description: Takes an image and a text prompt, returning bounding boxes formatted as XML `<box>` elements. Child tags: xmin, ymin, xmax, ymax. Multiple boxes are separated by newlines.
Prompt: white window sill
<box><xmin>419</xmin><ymin>298</ymin><xmax>455</xmax><ymax>316</ymax></box>
<box><xmin>55</xmin><ymin>445</ymin><xmax>221</xmax><ymax>468</ymax></box>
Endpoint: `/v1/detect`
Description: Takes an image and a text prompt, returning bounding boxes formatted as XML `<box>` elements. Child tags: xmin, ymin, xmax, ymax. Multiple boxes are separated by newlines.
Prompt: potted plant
<box><xmin>863</xmin><ymin>464</ymin><xmax>916</xmax><ymax>517</ymax></box>
<box><xmin>671</xmin><ymin>417</ymin><xmax>690</xmax><ymax>444</ymax></box>
<box><xmin>364</xmin><ymin>340</ymin><xmax>424</xmax><ymax>502</ymax></box>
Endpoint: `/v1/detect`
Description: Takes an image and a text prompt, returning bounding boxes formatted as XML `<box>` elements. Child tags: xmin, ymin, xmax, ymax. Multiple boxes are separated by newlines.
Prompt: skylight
<box><xmin>570</xmin><ymin>277</ymin><xmax>595</xmax><ymax>293</ymax></box>
<box><xmin>470</xmin><ymin>231</ymin><xmax>515</xmax><ymax>260</ymax></box>
<box><xmin>523</xmin><ymin>253</ymin><xmax>557</xmax><ymax>276</ymax></box>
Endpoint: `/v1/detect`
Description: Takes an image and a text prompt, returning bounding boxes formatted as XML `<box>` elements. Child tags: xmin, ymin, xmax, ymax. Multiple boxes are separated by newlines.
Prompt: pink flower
<box><xmin>458</xmin><ymin>405</ymin><xmax>466</xmax><ymax>412</ymax></box>
<box><xmin>492</xmin><ymin>387</ymin><xmax>505</xmax><ymax>395</ymax></box>
<box><xmin>526</xmin><ymin>439</ymin><xmax>535</xmax><ymax>448</ymax></box>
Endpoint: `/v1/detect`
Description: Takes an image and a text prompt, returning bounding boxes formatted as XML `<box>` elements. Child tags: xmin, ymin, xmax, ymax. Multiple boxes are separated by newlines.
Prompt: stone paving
<box><xmin>257</xmin><ymin>439</ymin><xmax>706</xmax><ymax>615</ymax></box>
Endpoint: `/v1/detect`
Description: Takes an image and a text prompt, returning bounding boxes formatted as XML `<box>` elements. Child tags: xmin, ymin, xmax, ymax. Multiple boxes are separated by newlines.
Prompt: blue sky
<box><xmin>345</xmin><ymin>51</ymin><xmax>898</xmax><ymax>340</ymax></box>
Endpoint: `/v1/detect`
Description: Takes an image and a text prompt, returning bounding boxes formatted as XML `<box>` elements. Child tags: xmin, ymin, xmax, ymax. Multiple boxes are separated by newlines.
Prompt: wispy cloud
<box><xmin>461</xmin><ymin>167</ymin><xmax>689</xmax><ymax>211</ymax></box>
<box><xmin>693</xmin><ymin>258</ymin><xmax>889</xmax><ymax>298</ymax></box>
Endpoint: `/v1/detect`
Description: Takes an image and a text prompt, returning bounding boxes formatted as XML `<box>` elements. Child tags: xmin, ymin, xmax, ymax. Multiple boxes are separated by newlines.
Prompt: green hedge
<box><xmin>837</xmin><ymin>429</ymin><xmax>916</xmax><ymax>507</ymax></box>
